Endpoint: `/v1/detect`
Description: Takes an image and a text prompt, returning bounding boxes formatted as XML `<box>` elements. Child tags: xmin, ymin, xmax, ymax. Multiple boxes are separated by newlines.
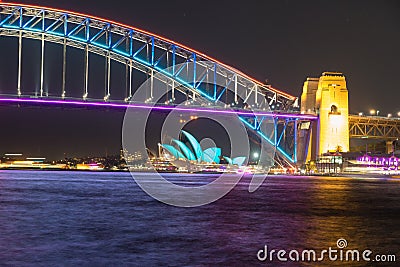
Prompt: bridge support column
<box><xmin>104</xmin><ymin>52</ymin><xmax>111</xmax><ymax>101</ymax></box>
<box><xmin>301</xmin><ymin>72</ymin><xmax>349</xmax><ymax>159</ymax></box>
<box><xmin>62</xmin><ymin>39</ymin><xmax>66</xmax><ymax>98</ymax></box>
<box><xmin>17</xmin><ymin>31</ymin><xmax>22</xmax><ymax>96</ymax></box>
<box><xmin>129</xmin><ymin>60</ymin><xmax>133</xmax><ymax>100</ymax></box>
<box><xmin>386</xmin><ymin>141</ymin><xmax>394</xmax><ymax>155</ymax></box>
<box><xmin>234</xmin><ymin>74</ymin><xmax>238</xmax><ymax>104</ymax></box>
<box><xmin>125</xmin><ymin>61</ymin><xmax>129</xmax><ymax>100</ymax></box>
<box><xmin>107</xmin><ymin>55</ymin><xmax>111</xmax><ymax>99</ymax></box>
<box><xmin>40</xmin><ymin>33</ymin><xmax>45</xmax><ymax>97</ymax></box>
<box><xmin>150</xmin><ymin>69</ymin><xmax>154</xmax><ymax>99</ymax></box>
<box><xmin>84</xmin><ymin>45</ymin><xmax>89</xmax><ymax>100</ymax></box>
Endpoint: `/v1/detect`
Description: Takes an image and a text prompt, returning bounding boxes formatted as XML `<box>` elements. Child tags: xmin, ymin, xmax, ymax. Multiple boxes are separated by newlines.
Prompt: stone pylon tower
<box><xmin>301</xmin><ymin>72</ymin><xmax>349</xmax><ymax>159</ymax></box>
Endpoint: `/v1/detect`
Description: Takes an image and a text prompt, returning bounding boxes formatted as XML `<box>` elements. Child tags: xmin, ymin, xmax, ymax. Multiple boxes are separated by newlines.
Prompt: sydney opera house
<box><xmin>160</xmin><ymin>130</ymin><xmax>246</xmax><ymax>171</ymax></box>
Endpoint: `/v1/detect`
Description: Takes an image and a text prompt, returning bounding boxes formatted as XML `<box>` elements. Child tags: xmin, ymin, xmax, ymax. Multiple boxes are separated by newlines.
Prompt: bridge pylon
<box><xmin>301</xmin><ymin>72</ymin><xmax>349</xmax><ymax>160</ymax></box>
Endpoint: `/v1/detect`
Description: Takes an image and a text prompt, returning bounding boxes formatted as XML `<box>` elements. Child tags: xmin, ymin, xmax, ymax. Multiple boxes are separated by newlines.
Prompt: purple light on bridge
<box><xmin>0</xmin><ymin>98</ymin><xmax>318</xmax><ymax>120</ymax></box>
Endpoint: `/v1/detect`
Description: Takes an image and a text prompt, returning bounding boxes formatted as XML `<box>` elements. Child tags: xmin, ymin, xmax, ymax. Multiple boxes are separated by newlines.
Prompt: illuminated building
<box><xmin>161</xmin><ymin>130</ymin><xmax>245</xmax><ymax>167</ymax></box>
<box><xmin>301</xmin><ymin>78</ymin><xmax>319</xmax><ymax>114</ymax></box>
<box><xmin>121</xmin><ymin>149</ymin><xmax>144</xmax><ymax>163</ymax></box>
<box><xmin>351</xmin><ymin>155</ymin><xmax>400</xmax><ymax>174</ymax></box>
<box><xmin>0</xmin><ymin>154</ymin><xmax>68</xmax><ymax>169</ymax></box>
<box><xmin>223</xmin><ymin>156</ymin><xmax>246</xmax><ymax>167</ymax></box>
<box><xmin>301</xmin><ymin>72</ymin><xmax>350</xmax><ymax>159</ymax></box>
<box><xmin>76</xmin><ymin>163</ymin><xmax>104</xmax><ymax>171</ymax></box>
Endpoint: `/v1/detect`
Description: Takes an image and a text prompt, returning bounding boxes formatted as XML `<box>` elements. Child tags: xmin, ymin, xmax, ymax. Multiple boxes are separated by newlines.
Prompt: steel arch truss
<box><xmin>349</xmin><ymin>115</ymin><xmax>400</xmax><ymax>140</ymax></box>
<box><xmin>0</xmin><ymin>3</ymin><xmax>297</xmax><ymax>110</ymax></box>
<box><xmin>240</xmin><ymin>116</ymin><xmax>313</xmax><ymax>165</ymax></box>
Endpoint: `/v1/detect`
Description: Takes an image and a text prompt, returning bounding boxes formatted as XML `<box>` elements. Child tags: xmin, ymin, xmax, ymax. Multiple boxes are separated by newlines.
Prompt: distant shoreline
<box><xmin>1</xmin><ymin>168</ymin><xmax>399</xmax><ymax>179</ymax></box>
<box><xmin>0</xmin><ymin>168</ymin><xmax>128</xmax><ymax>173</ymax></box>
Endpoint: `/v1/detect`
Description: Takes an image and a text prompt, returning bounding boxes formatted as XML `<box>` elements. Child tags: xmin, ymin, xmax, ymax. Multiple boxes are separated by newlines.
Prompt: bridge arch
<box><xmin>0</xmin><ymin>2</ymin><xmax>296</xmax><ymax>109</ymax></box>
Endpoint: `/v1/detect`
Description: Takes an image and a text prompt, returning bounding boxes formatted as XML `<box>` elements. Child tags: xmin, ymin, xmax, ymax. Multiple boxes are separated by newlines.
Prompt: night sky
<box><xmin>0</xmin><ymin>0</ymin><xmax>399</xmax><ymax>159</ymax></box>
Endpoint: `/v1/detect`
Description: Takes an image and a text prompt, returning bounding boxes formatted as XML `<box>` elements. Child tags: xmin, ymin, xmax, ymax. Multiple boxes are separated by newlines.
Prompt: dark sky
<box><xmin>0</xmin><ymin>0</ymin><xmax>399</xmax><ymax>159</ymax></box>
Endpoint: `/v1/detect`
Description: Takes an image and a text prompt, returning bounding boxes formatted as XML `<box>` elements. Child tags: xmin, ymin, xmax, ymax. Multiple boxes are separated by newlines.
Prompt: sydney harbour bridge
<box><xmin>0</xmin><ymin>3</ymin><xmax>398</xmax><ymax>169</ymax></box>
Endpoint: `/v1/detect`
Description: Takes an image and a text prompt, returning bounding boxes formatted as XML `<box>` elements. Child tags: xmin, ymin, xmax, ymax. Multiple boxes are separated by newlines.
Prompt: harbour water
<box><xmin>0</xmin><ymin>170</ymin><xmax>399</xmax><ymax>266</ymax></box>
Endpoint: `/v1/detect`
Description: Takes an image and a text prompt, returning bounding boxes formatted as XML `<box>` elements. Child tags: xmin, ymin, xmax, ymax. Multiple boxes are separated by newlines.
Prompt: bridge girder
<box><xmin>349</xmin><ymin>115</ymin><xmax>400</xmax><ymax>140</ymax></box>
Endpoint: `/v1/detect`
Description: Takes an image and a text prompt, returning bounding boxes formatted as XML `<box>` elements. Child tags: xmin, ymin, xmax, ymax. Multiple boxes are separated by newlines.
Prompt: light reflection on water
<box><xmin>0</xmin><ymin>170</ymin><xmax>399</xmax><ymax>266</ymax></box>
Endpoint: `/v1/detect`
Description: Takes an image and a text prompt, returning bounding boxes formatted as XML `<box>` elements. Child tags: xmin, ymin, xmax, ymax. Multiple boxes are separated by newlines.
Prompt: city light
<box><xmin>369</xmin><ymin>109</ymin><xmax>380</xmax><ymax>116</ymax></box>
<box><xmin>360</xmin><ymin>110</ymin><xmax>400</xmax><ymax>119</ymax></box>
<box><xmin>253</xmin><ymin>152</ymin><xmax>259</xmax><ymax>159</ymax></box>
